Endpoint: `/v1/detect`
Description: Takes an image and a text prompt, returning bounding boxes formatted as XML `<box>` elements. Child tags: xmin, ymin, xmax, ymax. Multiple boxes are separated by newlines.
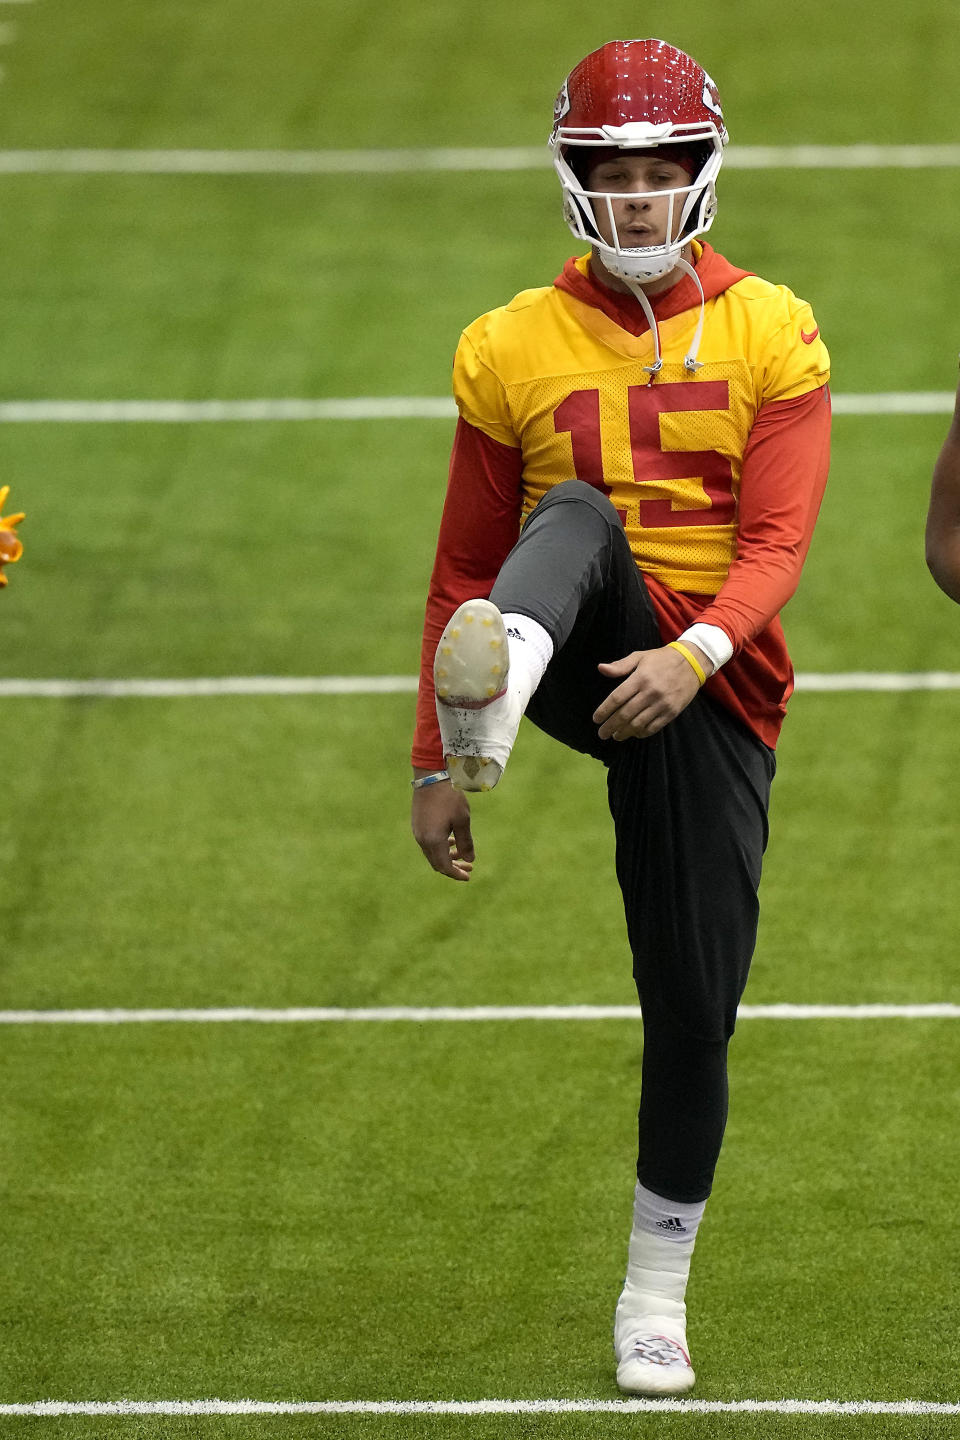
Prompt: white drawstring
<box><xmin>674</xmin><ymin>256</ymin><xmax>707</xmax><ymax>372</ymax></box>
<box><xmin>622</xmin><ymin>255</ymin><xmax>707</xmax><ymax>383</ymax></box>
<box><xmin>622</xmin><ymin>280</ymin><xmax>663</xmax><ymax>384</ymax></box>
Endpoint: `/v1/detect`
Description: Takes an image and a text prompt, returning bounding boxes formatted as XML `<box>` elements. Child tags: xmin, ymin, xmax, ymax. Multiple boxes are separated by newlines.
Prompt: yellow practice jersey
<box><xmin>452</xmin><ymin>248</ymin><xmax>830</xmax><ymax>596</ymax></box>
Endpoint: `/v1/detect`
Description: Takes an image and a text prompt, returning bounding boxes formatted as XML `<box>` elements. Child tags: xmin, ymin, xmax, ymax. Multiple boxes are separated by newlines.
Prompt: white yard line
<box><xmin>0</xmin><ymin>393</ymin><xmax>954</xmax><ymax>422</ymax></box>
<box><xmin>831</xmin><ymin>392</ymin><xmax>956</xmax><ymax>416</ymax></box>
<box><xmin>0</xmin><ymin>674</ymin><xmax>959</xmax><ymax>699</ymax></box>
<box><xmin>795</xmin><ymin>673</ymin><xmax>960</xmax><ymax>691</ymax></box>
<box><xmin>1</xmin><ymin>143</ymin><xmax>960</xmax><ymax>173</ymax></box>
<box><xmin>0</xmin><ymin>1005</ymin><xmax>957</xmax><ymax>1025</ymax></box>
<box><xmin>0</xmin><ymin>677</ymin><xmax>421</xmax><ymax>697</ymax></box>
<box><xmin>2</xmin><ymin>1398</ymin><xmax>958</xmax><ymax>1417</ymax></box>
<box><xmin>0</xmin><ymin>398</ymin><xmax>458</xmax><ymax>422</ymax></box>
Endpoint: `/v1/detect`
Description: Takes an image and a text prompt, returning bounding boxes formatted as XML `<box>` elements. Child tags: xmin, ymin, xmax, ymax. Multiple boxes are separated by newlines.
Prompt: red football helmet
<box><xmin>549</xmin><ymin>39</ymin><xmax>727</xmax><ymax>283</ymax></box>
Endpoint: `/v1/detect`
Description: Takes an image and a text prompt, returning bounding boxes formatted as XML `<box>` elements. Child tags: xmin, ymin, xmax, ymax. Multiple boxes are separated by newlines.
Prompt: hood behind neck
<box><xmin>554</xmin><ymin>243</ymin><xmax>752</xmax><ymax>339</ymax></box>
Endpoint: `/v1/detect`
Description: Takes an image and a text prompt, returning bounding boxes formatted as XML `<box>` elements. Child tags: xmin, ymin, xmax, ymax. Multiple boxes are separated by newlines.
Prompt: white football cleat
<box><xmin>616</xmin><ymin>1327</ymin><xmax>696</xmax><ymax>1395</ymax></box>
<box><xmin>434</xmin><ymin>599</ymin><xmax>521</xmax><ymax>792</ymax></box>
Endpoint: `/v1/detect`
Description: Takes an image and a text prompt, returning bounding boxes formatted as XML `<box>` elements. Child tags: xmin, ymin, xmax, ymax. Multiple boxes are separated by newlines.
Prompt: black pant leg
<box><xmin>607</xmin><ymin>697</ymin><xmax>775</xmax><ymax>1201</ymax></box>
<box><xmin>634</xmin><ymin>990</ymin><xmax>731</xmax><ymax>1204</ymax></box>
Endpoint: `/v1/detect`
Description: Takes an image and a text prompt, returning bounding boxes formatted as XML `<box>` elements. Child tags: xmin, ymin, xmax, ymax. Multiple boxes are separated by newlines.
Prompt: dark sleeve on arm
<box><xmin>412</xmin><ymin>418</ymin><xmax>524</xmax><ymax>768</ymax></box>
<box><xmin>698</xmin><ymin>384</ymin><xmax>831</xmax><ymax>649</ymax></box>
<box><xmin>925</xmin><ymin>380</ymin><xmax>960</xmax><ymax>604</ymax></box>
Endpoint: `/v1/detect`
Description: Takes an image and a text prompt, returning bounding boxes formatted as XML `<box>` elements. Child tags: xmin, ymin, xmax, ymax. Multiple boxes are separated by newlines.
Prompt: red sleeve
<box><xmin>698</xmin><ymin>384</ymin><xmax>831</xmax><ymax>647</ymax></box>
<box><xmin>411</xmin><ymin>418</ymin><xmax>524</xmax><ymax>768</ymax></box>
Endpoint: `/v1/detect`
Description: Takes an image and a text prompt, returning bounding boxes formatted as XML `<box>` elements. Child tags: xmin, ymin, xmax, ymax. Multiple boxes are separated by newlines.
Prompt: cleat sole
<box><xmin>434</xmin><ymin>600</ymin><xmax>509</xmax><ymax>710</ymax></box>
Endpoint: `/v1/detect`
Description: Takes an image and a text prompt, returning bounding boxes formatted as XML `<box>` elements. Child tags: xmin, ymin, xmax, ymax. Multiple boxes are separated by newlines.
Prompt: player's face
<box><xmin>585</xmin><ymin>154</ymin><xmax>692</xmax><ymax>251</ymax></box>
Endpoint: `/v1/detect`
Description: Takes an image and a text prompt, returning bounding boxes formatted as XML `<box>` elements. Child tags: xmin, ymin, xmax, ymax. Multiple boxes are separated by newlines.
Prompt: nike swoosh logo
<box><xmin>801</xmin><ymin>327</ymin><xmax>820</xmax><ymax>344</ymax></box>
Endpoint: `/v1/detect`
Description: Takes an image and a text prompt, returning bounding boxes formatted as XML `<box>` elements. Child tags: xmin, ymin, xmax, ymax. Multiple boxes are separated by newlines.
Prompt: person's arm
<box><xmin>593</xmin><ymin>385</ymin><xmax>831</xmax><ymax>740</ymax></box>
<box><xmin>0</xmin><ymin>485</ymin><xmax>25</xmax><ymax>588</ymax></box>
<box><xmin>411</xmin><ymin>417</ymin><xmax>523</xmax><ymax>880</ymax></box>
<box><xmin>925</xmin><ymin>378</ymin><xmax>960</xmax><ymax>604</ymax></box>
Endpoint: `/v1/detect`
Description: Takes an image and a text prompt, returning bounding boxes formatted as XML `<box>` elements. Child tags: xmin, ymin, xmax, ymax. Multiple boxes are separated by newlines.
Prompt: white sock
<box><xmin>500</xmin><ymin>612</ymin><xmax>554</xmax><ymax>707</ymax></box>
<box><xmin>438</xmin><ymin>612</ymin><xmax>553</xmax><ymax>772</ymax></box>
<box><xmin>632</xmin><ymin>1182</ymin><xmax>706</xmax><ymax>1244</ymax></box>
<box><xmin>614</xmin><ymin>1183</ymin><xmax>706</xmax><ymax>1354</ymax></box>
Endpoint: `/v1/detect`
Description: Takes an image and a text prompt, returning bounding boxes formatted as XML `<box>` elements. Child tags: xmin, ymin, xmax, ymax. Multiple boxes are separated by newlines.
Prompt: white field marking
<box><xmin>1</xmin><ymin>674</ymin><xmax>960</xmax><ymax>699</ymax></box>
<box><xmin>0</xmin><ymin>1004</ymin><xmax>957</xmax><ymax>1025</ymax></box>
<box><xmin>0</xmin><ymin>397</ymin><xmax>457</xmax><ymax>423</ymax></box>
<box><xmin>796</xmin><ymin>672</ymin><xmax>960</xmax><ymax>691</ymax></box>
<box><xmin>1</xmin><ymin>143</ymin><xmax>960</xmax><ymax>174</ymax></box>
<box><xmin>0</xmin><ymin>676</ymin><xmax>420</xmax><ymax>697</ymax></box>
<box><xmin>2</xmin><ymin>1398</ymin><xmax>959</xmax><ymax>1417</ymax></box>
<box><xmin>0</xmin><ymin>394</ymin><xmax>955</xmax><ymax>423</ymax></box>
<box><xmin>830</xmin><ymin>392</ymin><xmax>957</xmax><ymax>416</ymax></box>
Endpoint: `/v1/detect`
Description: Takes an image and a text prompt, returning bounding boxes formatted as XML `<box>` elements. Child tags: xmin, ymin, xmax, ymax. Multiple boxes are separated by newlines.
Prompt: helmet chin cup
<box><xmin>598</xmin><ymin>241</ymin><xmax>681</xmax><ymax>284</ymax></box>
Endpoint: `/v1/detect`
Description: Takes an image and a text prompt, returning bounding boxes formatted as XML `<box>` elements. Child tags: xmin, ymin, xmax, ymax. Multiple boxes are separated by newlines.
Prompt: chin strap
<box><xmin>621</xmin><ymin>253</ymin><xmax>707</xmax><ymax>385</ymax></box>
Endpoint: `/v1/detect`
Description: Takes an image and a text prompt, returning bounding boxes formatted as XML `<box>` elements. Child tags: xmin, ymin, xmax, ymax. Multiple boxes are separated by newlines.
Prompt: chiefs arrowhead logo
<box><xmin>702</xmin><ymin>74</ymin><xmax>723</xmax><ymax>120</ymax></box>
<box><xmin>553</xmin><ymin>78</ymin><xmax>571</xmax><ymax>130</ymax></box>
<box><xmin>801</xmin><ymin>326</ymin><xmax>820</xmax><ymax>344</ymax></box>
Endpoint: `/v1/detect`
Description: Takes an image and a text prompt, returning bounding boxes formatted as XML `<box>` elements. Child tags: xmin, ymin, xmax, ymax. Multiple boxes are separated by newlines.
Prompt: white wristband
<box><xmin>411</xmin><ymin>770</ymin><xmax>450</xmax><ymax>790</ymax></box>
<box><xmin>678</xmin><ymin>623</ymin><xmax>733</xmax><ymax>673</ymax></box>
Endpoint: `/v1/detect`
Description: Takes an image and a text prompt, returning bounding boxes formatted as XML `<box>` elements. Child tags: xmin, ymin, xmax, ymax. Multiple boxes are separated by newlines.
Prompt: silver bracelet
<box><xmin>411</xmin><ymin>770</ymin><xmax>451</xmax><ymax>790</ymax></box>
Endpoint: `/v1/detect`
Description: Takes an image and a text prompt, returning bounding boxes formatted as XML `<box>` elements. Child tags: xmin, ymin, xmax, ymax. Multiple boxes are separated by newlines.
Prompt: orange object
<box><xmin>0</xmin><ymin>484</ymin><xmax>25</xmax><ymax>584</ymax></box>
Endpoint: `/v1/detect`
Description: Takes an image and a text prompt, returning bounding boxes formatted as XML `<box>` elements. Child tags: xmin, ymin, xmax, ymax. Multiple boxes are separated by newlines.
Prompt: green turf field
<box><xmin>1</xmin><ymin>1</ymin><xmax>959</xmax><ymax>1436</ymax></box>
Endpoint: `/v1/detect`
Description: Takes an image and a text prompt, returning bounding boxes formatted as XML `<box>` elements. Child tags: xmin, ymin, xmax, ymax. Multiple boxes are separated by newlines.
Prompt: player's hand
<box><xmin>593</xmin><ymin>643</ymin><xmax>711</xmax><ymax>741</ymax></box>
<box><xmin>0</xmin><ymin>484</ymin><xmax>25</xmax><ymax>588</ymax></box>
<box><xmin>411</xmin><ymin>776</ymin><xmax>476</xmax><ymax>882</ymax></box>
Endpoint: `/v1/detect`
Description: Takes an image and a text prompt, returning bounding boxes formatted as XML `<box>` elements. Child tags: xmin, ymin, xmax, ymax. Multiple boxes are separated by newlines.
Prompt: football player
<box><xmin>0</xmin><ymin>485</ymin><xmax>25</xmax><ymax>587</ymax></box>
<box><xmin>925</xmin><ymin>373</ymin><xmax>960</xmax><ymax>602</ymax></box>
<box><xmin>410</xmin><ymin>39</ymin><xmax>830</xmax><ymax>1394</ymax></box>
